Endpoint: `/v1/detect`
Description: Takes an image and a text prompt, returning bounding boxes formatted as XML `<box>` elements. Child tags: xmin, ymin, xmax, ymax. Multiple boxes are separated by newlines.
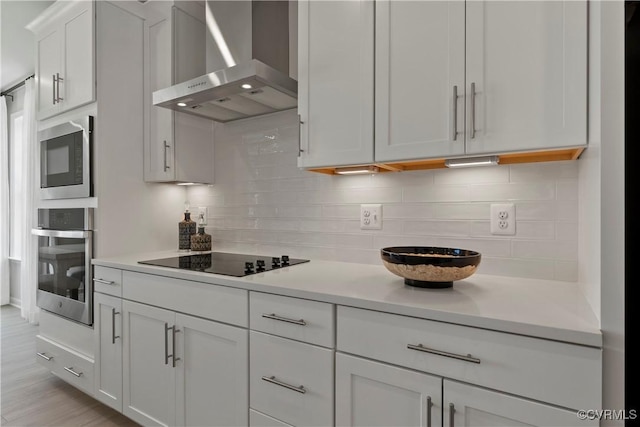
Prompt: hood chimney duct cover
<box><xmin>153</xmin><ymin>0</ymin><xmax>297</xmax><ymax>123</ymax></box>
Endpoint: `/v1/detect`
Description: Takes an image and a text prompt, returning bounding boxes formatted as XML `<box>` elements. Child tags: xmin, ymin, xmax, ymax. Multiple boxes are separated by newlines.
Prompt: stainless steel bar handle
<box><xmin>452</xmin><ymin>85</ymin><xmax>458</xmax><ymax>141</ymax></box>
<box><xmin>407</xmin><ymin>343</ymin><xmax>481</xmax><ymax>364</ymax></box>
<box><xmin>261</xmin><ymin>375</ymin><xmax>306</xmax><ymax>394</ymax></box>
<box><xmin>52</xmin><ymin>74</ymin><xmax>57</xmax><ymax>105</ymax></box>
<box><xmin>426</xmin><ymin>396</ymin><xmax>432</xmax><ymax>427</ymax></box>
<box><xmin>37</xmin><ymin>352</ymin><xmax>53</xmax><ymax>361</ymax></box>
<box><xmin>31</xmin><ymin>229</ymin><xmax>89</xmax><ymax>239</ymax></box>
<box><xmin>470</xmin><ymin>82</ymin><xmax>476</xmax><ymax>139</ymax></box>
<box><xmin>111</xmin><ymin>308</ymin><xmax>120</xmax><ymax>344</ymax></box>
<box><xmin>56</xmin><ymin>73</ymin><xmax>63</xmax><ymax>102</ymax></box>
<box><xmin>164</xmin><ymin>322</ymin><xmax>170</xmax><ymax>365</ymax></box>
<box><xmin>298</xmin><ymin>115</ymin><xmax>305</xmax><ymax>154</ymax></box>
<box><xmin>93</xmin><ymin>278</ymin><xmax>115</xmax><ymax>286</ymax></box>
<box><xmin>171</xmin><ymin>326</ymin><xmax>180</xmax><ymax>368</ymax></box>
<box><xmin>262</xmin><ymin>313</ymin><xmax>307</xmax><ymax>326</ymax></box>
<box><xmin>163</xmin><ymin>141</ymin><xmax>170</xmax><ymax>171</ymax></box>
<box><xmin>449</xmin><ymin>403</ymin><xmax>455</xmax><ymax>427</ymax></box>
<box><xmin>63</xmin><ymin>366</ymin><xmax>83</xmax><ymax>377</ymax></box>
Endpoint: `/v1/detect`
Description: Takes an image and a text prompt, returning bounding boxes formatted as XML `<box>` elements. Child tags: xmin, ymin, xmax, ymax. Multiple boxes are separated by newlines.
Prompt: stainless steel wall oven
<box><xmin>32</xmin><ymin>208</ymin><xmax>94</xmax><ymax>325</ymax></box>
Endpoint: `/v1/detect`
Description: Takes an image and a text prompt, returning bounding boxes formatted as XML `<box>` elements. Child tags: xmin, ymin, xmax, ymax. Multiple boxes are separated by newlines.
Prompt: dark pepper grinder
<box><xmin>178</xmin><ymin>201</ymin><xmax>196</xmax><ymax>251</ymax></box>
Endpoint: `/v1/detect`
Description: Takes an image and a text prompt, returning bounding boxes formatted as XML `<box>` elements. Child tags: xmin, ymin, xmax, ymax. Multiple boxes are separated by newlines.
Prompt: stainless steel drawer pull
<box><xmin>261</xmin><ymin>375</ymin><xmax>306</xmax><ymax>394</ymax></box>
<box><xmin>262</xmin><ymin>313</ymin><xmax>307</xmax><ymax>326</ymax></box>
<box><xmin>449</xmin><ymin>403</ymin><xmax>455</xmax><ymax>427</ymax></box>
<box><xmin>63</xmin><ymin>367</ymin><xmax>83</xmax><ymax>377</ymax></box>
<box><xmin>470</xmin><ymin>82</ymin><xmax>476</xmax><ymax>139</ymax></box>
<box><xmin>452</xmin><ymin>85</ymin><xmax>459</xmax><ymax>141</ymax></box>
<box><xmin>112</xmin><ymin>308</ymin><xmax>120</xmax><ymax>344</ymax></box>
<box><xmin>93</xmin><ymin>278</ymin><xmax>115</xmax><ymax>286</ymax></box>
<box><xmin>426</xmin><ymin>396</ymin><xmax>432</xmax><ymax>427</ymax></box>
<box><xmin>37</xmin><ymin>352</ymin><xmax>53</xmax><ymax>361</ymax></box>
<box><xmin>52</xmin><ymin>74</ymin><xmax>57</xmax><ymax>105</ymax></box>
<box><xmin>55</xmin><ymin>73</ymin><xmax>64</xmax><ymax>103</ymax></box>
<box><xmin>163</xmin><ymin>141</ymin><xmax>170</xmax><ymax>171</ymax></box>
<box><xmin>165</xmin><ymin>323</ymin><xmax>180</xmax><ymax>367</ymax></box>
<box><xmin>407</xmin><ymin>343</ymin><xmax>481</xmax><ymax>364</ymax></box>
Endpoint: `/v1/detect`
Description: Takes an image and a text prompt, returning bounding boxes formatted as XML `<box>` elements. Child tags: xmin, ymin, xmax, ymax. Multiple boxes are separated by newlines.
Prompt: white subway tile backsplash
<box><xmin>403</xmin><ymin>220</ymin><xmax>472</xmax><ymax>237</ymax></box>
<box><xmin>512</xmin><ymin>239</ymin><xmax>578</xmax><ymax>261</ymax></box>
<box><xmin>470</xmin><ymin>182</ymin><xmax>556</xmax><ymax>201</ymax></box>
<box><xmin>189</xmin><ymin>109</ymin><xmax>581</xmax><ymax>282</ymax></box>
<box><xmin>434</xmin><ymin>165</ymin><xmax>509</xmax><ymax>185</ymax></box>
<box><xmin>508</xmin><ymin>160</ymin><xmax>578</xmax><ymax>182</ymax></box>
<box><xmin>402</xmin><ymin>185</ymin><xmax>470</xmax><ymax>203</ymax></box>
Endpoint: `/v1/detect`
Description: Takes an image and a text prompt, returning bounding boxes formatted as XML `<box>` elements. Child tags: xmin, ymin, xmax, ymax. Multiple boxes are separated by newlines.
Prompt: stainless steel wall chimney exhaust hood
<box><xmin>153</xmin><ymin>1</ymin><xmax>297</xmax><ymax>123</ymax></box>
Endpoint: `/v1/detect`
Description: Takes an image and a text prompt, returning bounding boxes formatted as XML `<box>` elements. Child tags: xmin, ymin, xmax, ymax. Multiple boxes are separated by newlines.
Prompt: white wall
<box><xmin>0</xmin><ymin>1</ymin><xmax>53</xmax><ymax>91</ymax></box>
<box><xmin>188</xmin><ymin>109</ymin><xmax>582</xmax><ymax>282</ymax></box>
<box><xmin>598</xmin><ymin>1</ymin><xmax>625</xmax><ymax>424</ymax></box>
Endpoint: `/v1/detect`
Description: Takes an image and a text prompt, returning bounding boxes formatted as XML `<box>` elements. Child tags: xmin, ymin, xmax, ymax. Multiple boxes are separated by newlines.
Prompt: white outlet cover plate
<box><xmin>196</xmin><ymin>207</ymin><xmax>208</xmax><ymax>225</ymax></box>
<box><xmin>490</xmin><ymin>203</ymin><xmax>515</xmax><ymax>235</ymax></box>
<box><xmin>361</xmin><ymin>204</ymin><xmax>382</xmax><ymax>230</ymax></box>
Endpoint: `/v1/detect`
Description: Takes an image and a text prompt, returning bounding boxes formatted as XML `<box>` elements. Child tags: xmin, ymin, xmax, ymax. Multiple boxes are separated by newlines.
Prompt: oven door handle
<box><xmin>31</xmin><ymin>229</ymin><xmax>90</xmax><ymax>239</ymax></box>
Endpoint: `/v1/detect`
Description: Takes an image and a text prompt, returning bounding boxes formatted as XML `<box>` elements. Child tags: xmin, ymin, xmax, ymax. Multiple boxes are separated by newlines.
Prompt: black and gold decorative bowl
<box><xmin>381</xmin><ymin>246</ymin><xmax>481</xmax><ymax>288</ymax></box>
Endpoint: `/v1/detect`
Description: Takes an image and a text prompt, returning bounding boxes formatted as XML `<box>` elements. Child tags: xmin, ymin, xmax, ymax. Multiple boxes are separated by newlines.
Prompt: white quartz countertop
<box><xmin>93</xmin><ymin>250</ymin><xmax>602</xmax><ymax>347</ymax></box>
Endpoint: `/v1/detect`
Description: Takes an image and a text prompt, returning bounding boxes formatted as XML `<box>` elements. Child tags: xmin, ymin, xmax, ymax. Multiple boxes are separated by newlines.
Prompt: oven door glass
<box><xmin>40</xmin><ymin>130</ymin><xmax>83</xmax><ymax>189</ymax></box>
<box><xmin>36</xmin><ymin>232</ymin><xmax>89</xmax><ymax>303</ymax></box>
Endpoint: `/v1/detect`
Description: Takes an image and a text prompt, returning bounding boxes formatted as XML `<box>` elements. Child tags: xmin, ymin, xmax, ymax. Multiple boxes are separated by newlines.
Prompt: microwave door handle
<box><xmin>31</xmin><ymin>229</ymin><xmax>90</xmax><ymax>239</ymax></box>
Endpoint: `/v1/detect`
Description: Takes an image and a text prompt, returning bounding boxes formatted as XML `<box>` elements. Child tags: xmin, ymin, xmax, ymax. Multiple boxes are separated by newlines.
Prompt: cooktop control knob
<box><xmin>245</xmin><ymin>262</ymin><xmax>255</xmax><ymax>274</ymax></box>
<box><xmin>256</xmin><ymin>259</ymin><xmax>266</xmax><ymax>272</ymax></box>
<box><xmin>282</xmin><ymin>255</ymin><xmax>290</xmax><ymax>266</ymax></box>
<box><xmin>272</xmin><ymin>257</ymin><xmax>281</xmax><ymax>268</ymax></box>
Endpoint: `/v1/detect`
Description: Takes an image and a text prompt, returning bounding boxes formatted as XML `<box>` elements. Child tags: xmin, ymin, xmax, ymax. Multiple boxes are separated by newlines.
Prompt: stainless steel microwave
<box><xmin>39</xmin><ymin>116</ymin><xmax>93</xmax><ymax>200</ymax></box>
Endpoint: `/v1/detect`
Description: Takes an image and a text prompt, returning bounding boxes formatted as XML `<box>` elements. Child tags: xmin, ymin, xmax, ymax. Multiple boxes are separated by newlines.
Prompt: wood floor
<box><xmin>1</xmin><ymin>305</ymin><xmax>137</xmax><ymax>426</ymax></box>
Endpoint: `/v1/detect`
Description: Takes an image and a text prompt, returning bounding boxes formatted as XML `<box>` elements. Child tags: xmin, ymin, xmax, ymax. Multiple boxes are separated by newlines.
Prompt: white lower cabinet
<box><xmin>121</xmin><ymin>299</ymin><xmax>248</xmax><ymax>427</ymax></box>
<box><xmin>444</xmin><ymin>380</ymin><xmax>596</xmax><ymax>427</ymax></box>
<box><xmin>335</xmin><ymin>353</ymin><xmax>442</xmax><ymax>427</ymax></box>
<box><xmin>250</xmin><ymin>331</ymin><xmax>334</xmax><ymax>427</ymax></box>
<box><xmin>94</xmin><ymin>293</ymin><xmax>123</xmax><ymax>412</ymax></box>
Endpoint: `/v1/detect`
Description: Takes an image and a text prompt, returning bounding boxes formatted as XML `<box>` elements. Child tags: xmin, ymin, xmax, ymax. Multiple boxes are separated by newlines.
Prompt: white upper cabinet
<box><xmin>144</xmin><ymin>1</ymin><xmax>215</xmax><ymax>184</ymax></box>
<box><xmin>297</xmin><ymin>0</ymin><xmax>374</xmax><ymax>169</ymax></box>
<box><xmin>299</xmin><ymin>0</ymin><xmax>588</xmax><ymax>169</ymax></box>
<box><xmin>29</xmin><ymin>1</ymin><xmax>96</xmax><ymax>121</ymax></box>
<box><xmin>375</xmin><ymin>0</ymin><xmax>465</xmax><ymax>162</ymax></box>
<box><xmin>465</xmin><ymin>1</ymin><xmax>587</xmax><ymax>155</ymax></box>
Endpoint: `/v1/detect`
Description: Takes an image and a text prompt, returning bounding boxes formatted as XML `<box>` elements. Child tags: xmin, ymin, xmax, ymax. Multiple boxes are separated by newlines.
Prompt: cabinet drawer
<box><xmin>93</xmin><ymin>266</ymin><xmax>123</xmax><ymax>297</ymax></box>
<box><xmin>250</xmin><ymin>409</ymin><xmax>294</xmax><ymax>427</ymax></box>
<box><xmin>36</xmin><ymin>335</ymin><xmax>95</xmax><ymax>395</ymax></box>
<box><xmin>337</xmin><ymin>306</ymin><xmax>601</xmax><ymax>411</ymax></box>
<box><xmin>250</xmin><ymin>331</ymin><xmax>333</xmax><ymax>426</ymax></box>
<box><xmin>250</xmin><ymin>292</ymin><xmax>334</xmax><ymax>347</ymax></box>
<box><xmin>123</xmin><ymin>271</ymin><xmax>248</xmax><ymax>327</ymax></box>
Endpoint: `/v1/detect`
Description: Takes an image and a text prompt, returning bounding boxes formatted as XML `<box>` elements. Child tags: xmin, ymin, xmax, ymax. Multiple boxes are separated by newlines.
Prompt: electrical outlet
<box><xmin>360</xmin><ymin>204</ymin><xmax>382</xmax><ymax>230</ymax></box>
<box><xmin>490</xmin><ymin>203</ymin><xmax>515</xmax><ymax>235</ymax></box>
<box><xmin>196</xmin><ymin>207</ymin><xmax>208</xmax><ymax>225</ymax></box>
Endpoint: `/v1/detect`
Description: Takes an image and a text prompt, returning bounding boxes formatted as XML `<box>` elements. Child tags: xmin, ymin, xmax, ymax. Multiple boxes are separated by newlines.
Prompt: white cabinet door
<box><xmin>61</xmin><ymin>1</ymin><xmax>95</xmax><ymax>112</ymax></box>
<box><xmin>122</xmin><ymin>300</ymin><xmax>176</xmax><ymax>427</ymax></box>
<box><xmin>175</xmin><ymin>313</ymin><xmax>248</xmax><ymax>427</ymax></box>
<box><xmin>32</xmin><ymin>1</ymin><xmax>95</xmax><ymax>121</ymax></box>
<box><xmin>375</xmin><ymin>0</ymin><xmax>465</xmax><ymax>162</ymax></box>
<box><xmin>35</xmin><ymin>28</ymin><xmax>61</xmax><ymax>119</ymax></box>
<box><xmin>93</xmin><ymin>293</ymin><xmax>123</xmax><ymax>412</ymax></box>
<box><xmin>145</xmin><ymin>3</ymin><xmax>214</xmax><ymax>184</ymax></box>
<box><xmin>444</xmin><ymin>380</ymin><xmax>597</xmax><ymax>427</ymax></box>
<box><xmin>297</xmin><ymin>0</ymin><xmax>374</xmax><ymax>168</ymax></box>
<box><xmin>336</xmin><ymin>353</ymin><xmax>442</xmax><ymax>427</ymax></box>
<box><xmin>465</xmin><ymin>1</ymin><xmax>587</xmax><ymax>154</ymax></box>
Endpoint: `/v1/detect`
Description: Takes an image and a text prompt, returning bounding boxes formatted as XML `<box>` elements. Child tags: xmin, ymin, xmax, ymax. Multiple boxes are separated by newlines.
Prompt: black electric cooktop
<box><xmin>138</xmin><ymin>252</ymin><xmax>310</xmax><ymax>277</ymax></box>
